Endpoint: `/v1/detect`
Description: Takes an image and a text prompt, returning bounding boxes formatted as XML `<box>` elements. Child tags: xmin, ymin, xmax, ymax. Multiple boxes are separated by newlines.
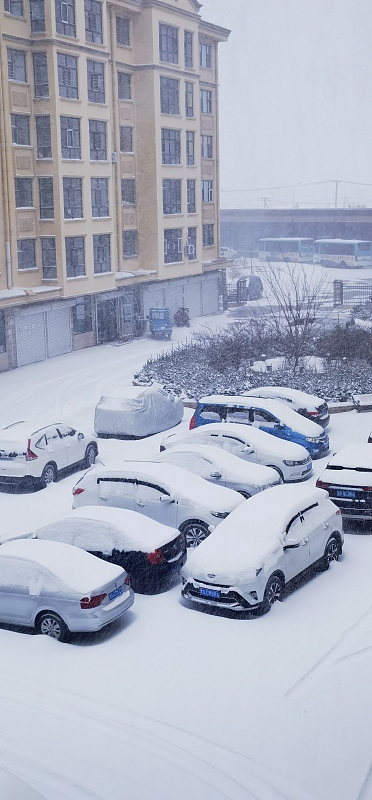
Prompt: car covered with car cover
<box><xmin>94</xmin><ymin>382</ymin><xmax>183</xmax><ymax>438</ymax></box>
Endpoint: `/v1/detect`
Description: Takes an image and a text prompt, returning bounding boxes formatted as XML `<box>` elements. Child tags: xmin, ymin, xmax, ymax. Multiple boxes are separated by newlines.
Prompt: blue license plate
<box><xmin>199</xmin><ymin>587</ymin><xmax>221</xmax><ymax>599</ymax></box>
<box><xmin>336</xmin><ymin>489</ymin><xmax>355</xmax><ymax>499</ymax></box>
<box><xmin>109</xmin><ymin>585</ymin><xmax>124</xmax><ymax>601</ymax></box>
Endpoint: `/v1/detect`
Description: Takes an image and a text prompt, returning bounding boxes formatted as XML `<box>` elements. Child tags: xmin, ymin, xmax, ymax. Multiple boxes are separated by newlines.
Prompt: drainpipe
<box><xmin>108</xmin><ymin>4</ymin><xmax>122</xmax><ymax>277</ymax></box>
<box><xmin>0</xmin><ymin>23</ymin><xmax>13</xmax><ymax>288</ymax></box>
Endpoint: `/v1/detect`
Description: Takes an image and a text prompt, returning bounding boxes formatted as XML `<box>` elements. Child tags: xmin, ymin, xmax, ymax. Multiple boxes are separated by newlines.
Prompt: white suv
<box><xmin>0</xmin><ymin>421</ymin><xmax>98</xmax><ymax>489</ymax></box>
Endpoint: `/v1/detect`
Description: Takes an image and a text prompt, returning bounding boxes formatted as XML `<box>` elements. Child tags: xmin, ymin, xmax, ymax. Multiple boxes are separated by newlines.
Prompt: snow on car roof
<box><xmin>157</xmin><ymin>444</ymin><xmax>278</xmax><ymax>484</ymax></box>
<box><xmin>198</xmin><ymin>396</ymin><xmax>323</xmax><ymax>434</ymax></box>
<box><xmin>0</xmin><ymin>420</ymin><xmax>79</xmax><ymax>442</ymax></box>
<box><xmin>0</xmin><ymin>539</ymin><xmax>124</xmax><ymax>593</ymax></box>
<box><xmin>186</xmin><ymin>485</ymin><xmax>329</xmax><ymax>578</ymax></box>
<box><xmin>244</xmin><ymin>386</ymin><xmax>325</xmax><ymax>406</ymax></box>
<box><xmin>327</xmin><ymin>444</ymin><xmax>372</xmax><ymax>470</ymax></box>
<box><xmin>35</xmin><ymin>507</ymin><xmax>179</xmax><ymax>553</ymax></box>
<box><xmin>86</xmin><ymin>461</ymin><xmax>243</xmax><ymax>512</ymax></box>
<box><xmin>164</xmin><ymin>422</ymin><xmax>310</xmax><ymax>459</ymax></box>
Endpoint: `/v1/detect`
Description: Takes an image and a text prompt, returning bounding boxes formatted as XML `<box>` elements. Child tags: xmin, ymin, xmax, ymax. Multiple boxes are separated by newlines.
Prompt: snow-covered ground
<box><xmin>1</xmin><ymin>319</ymin><xmax>372</xmax><ymax>800</ymax></box>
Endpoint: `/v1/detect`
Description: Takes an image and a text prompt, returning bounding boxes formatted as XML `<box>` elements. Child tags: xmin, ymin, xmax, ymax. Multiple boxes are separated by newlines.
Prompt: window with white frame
<box><xmin>30</xmin><ymin>0</ymin><xmax>45</xmax><ymax>32</ymax></box>
<box><xmin>65</xmin><ymin>236</ymin><xmax>85</xmax><ymax>277</ymax></box>
<box><xmin>185</xmin><ymin>81</ymin><xmax>194</xmax><ymax>118</ymax></box>
<box><xmin>60</xmin><ymin>116</ymin><xmax>80</xmax><ymax>159</ymax></box>
<box><xmin>93</xmin><ymin>233</ymin><xmax>111</xmax><ymax>273</ymax></box>
<box><xmin>187</xmin><ymin>179</ymin><xmax>196</xmax><ymax>213</ymax></box>
<box><xmin>85</xmin><ymin>0</ymin><xmax>103</xmax><ymax>44</ymax></box>
<box><xmin>118</xmin><ymin>72</ymin><xmax>131</xmax><ymax>100</ymax></box>
<box><xmin>87</xmin><ymin>60</ymin><xmax>105</xmax><ymax>103</ymax></box>
<box><xmin>119</xmin><ymin>126</ymin><xmax>133</xmax><ymax>152</ymax></box>
<box><xmin>39</xmin><ymin>177</ymin><xmax>54</xmax><ymax>219</ymax></box>
<box><xmin>33</xmin><ymin>52</ymin><xmax>49</xmax><ymax>98</ymax></box>
<box><xmin>91</xmin><ymin>177</ymin><xmax>109</xmax><ymax>217</ymax></box>
<box><xmin>122</xmin><ymin>230</ymin><xmax>138</xmax><ymax>258</ymax></box>
<box><xmin>184</xmin><ymin>31</ymin><xmax>193</xmax><ymax>68</ymax></box>
<box><xmin>200</xmin><ymin>42</ymin><xmax>212</xmax><ymax>69</ymax></box>
<box><xmin>159</xmin><ymin>23</ymin><xmax>178</xmax><ymax>64</ymax></box>
<box><xmin>200</xmin><ymin>89</ymin><xmax>212</xmax><ymax>114</ymax></box>
<box><xmin>203</xmin><ymin>223</ymin><xmax>214</xmax><ymax>247</ymax></box>
<box><xmin>186</xmin><ymin>227</ymin><xmax>197</xmax><ymax>260</ymax></box>
<box><xmin>15</xmin><ymin>177</ymin><xmax>33</xmax><ymax>208</ymax></box>
<box><xmin>4</xmin><ymin>0</ymin><xmax>23</xmax><ymax>16</ymax></box>
<box><xmin>202</xmin><ymin>179</ymin><xmax>213</xmax><ymax>203</ymax></box>
<box><xmin>201</xmin><ymin>135</ymin><xmax>213</xmax><ymax>159</ymax></box>
<box><xmin>160</xmin><ymin>77</ymin><xmax>179</xmax><ymax>115</ymax></box>
<box><xmin>41</xmin><ymin>237</ymin><xmax>57</xmax><ymax>279</ymax></box>
<box><xmin>63</xmin><ymin>177</ymin><xmax>83</xmax><ymax>218</ymax></box>
<box><xmin>164</xmin><ymin>228</ymin><xmax>182</xmax><ymax>263</ymax></box>
<box><xmin>89</xmin><ymin>119</ymin><xmax>107</xmax><ymax>160</ymax></box>
<box><xmin>57</xmin><ymin>53</ymin><xmax>78</xmax><ymax>99</ymax></box>
<box><xmin>161</xmin><ymin>128</ymin><xmax>180</xmax><ymax>165</ymax></box>
<box><xmin>121</xmin><ymin>179</ymin><xmax>136</xmax><ymax>206</ymax></box>
<box><xmin>163</xmin><ymin>179</ymin><xmax>181</xmax><ymax>215</ymax></box>
<box><xmin>186</xmin><ymin>131</ymin><xmax>195</xmax><ymax>166</ymax></box>
<box><xmin>17</xmin><ymin>239</ymin><xmax>36</xmax><ymax>270</ymax></box>
<box><xmin>7</xmin><ymin>49</ymin><xmax>26</xmax><ymax>82</ymax></box>
<box><xmin>11</xmin><ymin>114</ymin><xmax>30</xmax><ymax>146</ymax></box>
<box><xmin>36</xmin><ymin>115</ymin><xmax>51</xmax><ymax>158</ymax></box>
<box><xmin>116</xmin><ymin>16</ymin><xmax>129</xmax><ymax>46</ymax></box>
<box><xmin>55</xmin><ymin>0</ymin><xmax>75</xmax><ymax>37</ymax></box>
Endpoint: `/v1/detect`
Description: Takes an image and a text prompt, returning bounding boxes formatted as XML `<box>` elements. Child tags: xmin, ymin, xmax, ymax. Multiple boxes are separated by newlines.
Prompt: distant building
<box><xmin>0</xmin><ymin>0</ymin><xmax>230</xmax><ymax>370</ymax></box>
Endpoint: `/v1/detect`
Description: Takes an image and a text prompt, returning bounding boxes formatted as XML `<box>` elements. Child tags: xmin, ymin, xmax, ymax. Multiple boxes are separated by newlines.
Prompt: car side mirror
<box><xmin>210</xmin><ymin>471</ymin><xmax>221</xmax><ymax>479</ymax></box>
<box><xmin>283</xmin><ymin>539</ymin><xmax>301</xmax><ymax>551</ymax></box>
<box><xmin>78</xmin><ymin>432</ymin><xmax>84</xmax><ymax>440</ymax></box>
<box><xmin>160</xmin><ymin>495</ymin><xmax>175</xmax><ymax>503</ymax></box>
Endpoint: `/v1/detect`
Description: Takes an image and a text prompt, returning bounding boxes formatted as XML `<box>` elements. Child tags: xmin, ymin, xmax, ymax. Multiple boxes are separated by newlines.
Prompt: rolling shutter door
<box><xmin>15</xmin><ymin>311</ymin><xmax>46</xmax><ymax>366</ymax></box>
<box><xmin>201</xmin><ymin>274</ymin><xmax>219</xmax><ymax>315</ymax></box>
<box><xmin>164</xmin><ymin>280</ymin><xmax>184</xmax><ymax>318</ymax></box>
<box><xmin>142</xmin><ymin>285</ymin><xmax>166</xmax><ymax>318</ymax></box>
<box><xmin>183</xmin><ymin>279</ymin><xmax>202</xmax><ymax>318</ymax></box>
<box><xmin>47</xmin><ymin>305</ymin><xmax>72</xmax><ymax>357</ymax></box>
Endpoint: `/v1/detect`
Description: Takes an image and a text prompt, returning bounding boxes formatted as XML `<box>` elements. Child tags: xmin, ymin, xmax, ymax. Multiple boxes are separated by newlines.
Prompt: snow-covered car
<box><xmin>181</xmin><ymin>484</ymin><xmax>343</xmax><ymax>614</ymax></box>
<box><xmin>0</xmin><ymin>421</ymin><xmax>98</xmax><ymax>489</ymax></box>
<box><xmin>72</xmin><ymin>462</ymin><xmax>244</xmax><ymax>547</ymax></box>
<box><xmin>160</xmin><ymin>422</ymin><xmax>313</xmax><ymax>483</ymax></box>
<box><xmin>189</xmin><ymin>395</ymin><xmax>329</xmax><ymax>458</ymax></box>
<box><xmin>23</xmin><ymin>507</ymin><xmax>187</xmax><ymax>594</ymax></box>
<box><xmin>244</xmin><ymin>386</ymin><xmax>329</xmax><ymax>428</ymax></box>
<box><xmin>316</xmin><ymin>444</ymin><xmax>372</xmax><ymax>520</ymax></box>
<box><xmin>94</xmin><ymin>382</ymin><xmax>183</xmax><ymax>439</ymax></box>
<box><xmin>154</xmin><ymin>444</ymin><xmax>282</xmax><ymax>497</ymax></box>
<box><xmin>0</xmin><ymin>539</ymin><xmax>134</xmax><ymax>641</ymax></box>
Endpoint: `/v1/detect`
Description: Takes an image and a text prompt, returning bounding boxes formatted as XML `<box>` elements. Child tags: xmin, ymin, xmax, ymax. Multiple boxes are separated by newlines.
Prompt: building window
<box><xmin>187</xmin><ymin>179</ymin><xmax>196</xmax><ymax>213</ymax></box>
<box><xmin>60</xmin><ymin>116</ymin><xmax>80</xmax><ymax>159</ymax></box>
<box><xmin>85</xmin><ymin>0</ymin><xmax>103</xmax><ymax>44</ymax></box>
<box><xmin>202</xmin><ymin>179</ymin><xmax>213</xmax><ymax>203</ymax></box>
<box><xmin>185</xmin><ymin>81</ymin><xmax>194</xmax><ymax>118</ymax></box>
<box><xmin>0</xmin><ymin>310</ymin><xmax>6</xmax><ymax>354</ymax></box>
<box><xmin>65</xmin><ymin>236</ymin><xmax>85</xmax><ymax>277</ymax></box>
<box><xmin>93</xmin><ymin>233</ymin><xmax>110</xmax><ymax>273</ymax></box>
<box><xmin>87</xmin><ymin>60</ymin><xmax>105</xmax><ymax>103</ymax></box>
<box><xmin>163</xmin><ymin>179</ymin><xmax>181</xmax><ymax>215</ymax></box>
<box><xmin>184</xmin><ymin>31</ymin><xmax>193</xmax><ymax>68</ymax></box>
<box><xmin>7</xmin><ymin>49</ymin><xmax>26</xmax><ymax>82</ymax></box>
<box><xmin>160</xmin><ymin>77</ymin><xmax>179</xmax><ymax>115</ymax></box>
<box><xmin>116</xmin><ymin>16</ymin><xmax>129</xmax><ymax>46</ymax></box>
<box><xmin>4</xmin><ymin>0</ymin><xmax>23</xmax><ymax>16</ymax></box>
<box><xmin>186</xmin><ymin>227</ymin><xmax>197</xmax><ymax>260</ymax></box>
<box><xmin>200</xmin><ymin>42</ymin><xmax>212</xmax><ymax>69</ymax></box>
<box><xmin>201</xmin><ymin>135</ymin><xmax>213</xmax><ymax>159</ymax></box>
<box><xmin>15</xmin><ymin>177</ymin><xmax>33</xmax><ymax>208</ymax></box>
<box><xmin>164</xmin><ymin>228</ymin><xmax>182</xmax><ymax>263</ymax></box>
<box><xmin>11</xmin><ymin>114</ymin><xmax>30</xmax><ymax>146</ymax></box>
<box><xmin>159</xmin><ymin>23</ymin><xmax>178</xmax><ymax>64</ymax></box>
<box><xmin>122</xmin><ymin>230</ymin><xmax>138</xmax><ymax>258</ymax></box>
<box><xmin>120</xmin><ymin>126</ymin><xmax>133</xmax><ymax>152</ymax></box>
<box><xmin>203</xmin><ymin>223</ymin><xmax>214</xmax><ymax>247</ymax></box>
<box><xmin>36</xmin><ymin>115</ymin><xmax>51</xmax><ymax>158</ymax></box>
<box><xmin>63</xmin><ymin>177</ymin><xmax>83</xmax><ymax>219</ymax></box>
<box><xmin>121</xmin><ymin>179</ymin><xmax>136</xmax><ymax>206</ymax></box>
<box><xmin>186</xmin><ymin>131</ymin><xmax>195</xmax><ymax>166</ymax></box>
<box><xmin>89</xmin><ymin>119</ymin><xmax>107</xmax><ymax>160</ymax></box>
<box><xmin>200</xmin><ymin>89</ymin><xmax>212</xmax><ymax>114</ymax></box>
<box><xmin>57</xmin><ymin>53</ymin><xmax>78</xmax><ymax>99</ymax></box>
<box><xmin>91</xmin><ymin>177</ymin><xmax>109</xmax><ymax>217</ymax></box>
<box><xmin>41</xmin><ymin>237</ymin><xmax>57</xmax><ymax>279</ymax></box>
<box><xmin>72</xmin><ymin>295</ymin><xmax>92</xmax><ymax>333</ymax></box>
<box><xmin>39</xmin><ymin>177</ymin><xmax>54</xmax><ymax>219</ymax></box>
<box><xmin>33</xmin><ymin>52</ymin><xmax>48</xmax><ymax>98</ymax></box>
<box><xmin>30</xmin><ymin>0</ymin><xmax>45</xmax><ymax>32</ymax></box>
<box><xmin>17</xmin><ymin>239</ymin><xmax>36</xmax><ymax>270</ymax></box>
<box><xmin>55</xmin><ymin>0</ymin><xmax>76</xmax><ymax>37</ymax></box>
<box><xmin>118</xmin><ymin>72</ymin><xmax>131</xmax><ymax>100</ymax></box>
<box><xmin>161</xmin><ymin>128</ymin><xmax>180</xmax><ymax>165</ymax></box>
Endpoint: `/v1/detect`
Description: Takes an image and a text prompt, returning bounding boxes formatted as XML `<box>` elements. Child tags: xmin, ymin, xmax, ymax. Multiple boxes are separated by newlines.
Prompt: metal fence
<box><xmin>334</xmin><ymin>280</ymin><xmax>372</xmax><ymax>307</ymax></box>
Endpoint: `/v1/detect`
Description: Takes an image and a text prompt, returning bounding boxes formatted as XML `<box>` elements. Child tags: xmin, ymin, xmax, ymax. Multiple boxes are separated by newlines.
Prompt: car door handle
<box><xmin>323</xmin><ymin>523</ymin><xmax>330</xmax><ymax>529</ymax></box>
<box><xmin>101</xmin><ymin>497</ymin><xmax>108</xmax><ymax>501</ymax></box>
<box><xmin>136</xmin><ymin>501</ymin><xmax>145</xmax><ymax>507</ymax></box>
<box><xmin>301</xmin><ymin>538</ymin><xmax>309</xmax><ymax>545</ymax></box>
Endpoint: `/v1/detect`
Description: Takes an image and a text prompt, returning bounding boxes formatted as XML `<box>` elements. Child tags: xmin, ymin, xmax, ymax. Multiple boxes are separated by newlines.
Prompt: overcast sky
<box><xmin>200</xmin><ymin>0</ymin><xmax>372</xmax><ymax>208</ymax></box>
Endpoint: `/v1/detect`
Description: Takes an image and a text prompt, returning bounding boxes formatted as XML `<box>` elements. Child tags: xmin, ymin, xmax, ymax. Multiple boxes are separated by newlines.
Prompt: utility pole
<box><xmin>261</xmin><ymin>196</ymin><xmax>269</xmax><ymax>209</ymax></box>
<box><xmin>334</xmin><ymin>180</ymin><xmax>339</xmax><ymax>209</ymax></box>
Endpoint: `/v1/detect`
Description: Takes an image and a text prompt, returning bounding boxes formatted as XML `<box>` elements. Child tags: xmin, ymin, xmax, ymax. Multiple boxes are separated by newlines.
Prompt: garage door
<box><xmin>164</xmin><ymin>280</ymin><xmax>184</xmax><ymax>318</ymax></box>
<box><xmin>142</xmin><ymin>285</ymin><xmax>166</xmax><ymax>318</ymax></box>
<box><xmin>47</xmin><ymin>305</ymin><xmax>72</xmax><ymax>358</ymax></box>
<box><xmin>15</xmin><ymin>311</ymin><xmax>46</xmax><ymax>367</ymax></box>
<box><xmin>184</xmin><ymin>279</ymin><xmax>202</xmax><ymax>318</ymax></box>
<box><xmin>201</xmin><ymin>275</ymin><xmax>219</xmax><ymax>315</ymax></box>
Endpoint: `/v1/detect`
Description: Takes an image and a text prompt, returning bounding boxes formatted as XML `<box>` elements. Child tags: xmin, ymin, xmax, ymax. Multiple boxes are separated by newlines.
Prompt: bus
<box><xmin>313</xmin><ymin>239</ymin><xmax>372</xmax><ymax>268</ymax></box>
<box><xmin>258</xmin><ymin>238</ymin><xmax>314</xmax><ymax>263</ymax></box>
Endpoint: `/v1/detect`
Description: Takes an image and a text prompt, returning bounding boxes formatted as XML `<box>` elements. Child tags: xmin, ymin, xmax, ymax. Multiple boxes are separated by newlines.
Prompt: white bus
<box><xmin>313</xmin><ymin>239</ymin><xmax>372</xmax><ymax>268</ymax></box>
<box><xmin>258</xmin><ymin>238</ymin><xmax>314</xmax><ymax>263</ymax></box>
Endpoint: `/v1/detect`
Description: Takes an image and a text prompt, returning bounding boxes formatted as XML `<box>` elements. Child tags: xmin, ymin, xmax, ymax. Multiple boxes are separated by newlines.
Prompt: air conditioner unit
<box><xmin>184</xmin><ymin>245</ymin><xmax>195</xmax><ymax>256</ymax></box>
<box><xmin>111</xmin><ymin>152</ymin><xmax>118</xmax><ymax>163</ymax></box>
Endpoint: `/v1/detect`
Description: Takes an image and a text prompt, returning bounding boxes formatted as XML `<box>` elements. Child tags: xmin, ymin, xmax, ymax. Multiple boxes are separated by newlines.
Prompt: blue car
<box><xmin>189</xmin><ymin>395</ymin><xmax>329</xmax><ymax>459</ymax></box>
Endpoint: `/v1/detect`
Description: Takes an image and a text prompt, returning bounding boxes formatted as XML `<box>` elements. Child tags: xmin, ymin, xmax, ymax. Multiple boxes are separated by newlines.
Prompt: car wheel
<box><xmin>322</xmin><ymin>535</ymin><xmax>342</xmax><ymax>570</ymax></box>
<box><xmin>267</xmin><ymin>465</ymin><xmax>284</xmax><ymax>482</ymax></box>
<box><xmin>262</xmin><ymin>574</ymin><xmax>284</xmax><ymax>614</ymax></box>
<box><xmin>238</xmin><ymin>491</ymin><xmax>251</xmax><ymax>499</ymax></box>
<box><xmin>181</xmin><ymin>520</ymin><xmax>210</xmax><ymax>548</ymax></box>
<box><xmin>84</xmin><ymin>443</ymin><xmax>97</xmax><ymax>468</ymax></box>
<box><xmin>37</xmin><ymin>612</ymin><xmax>69</xmax><ymax>642</ymax></box>
<box><xmin>40</xmin><ymin>462</ymin><xmax>57</xmax><ymax>488</ymax></box>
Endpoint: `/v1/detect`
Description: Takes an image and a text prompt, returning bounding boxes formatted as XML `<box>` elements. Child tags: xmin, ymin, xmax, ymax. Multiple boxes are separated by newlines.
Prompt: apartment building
<box><xmin>0</xmin><ymin>0</ymin><xmax>230</xmax><ymax>370</ymax></box>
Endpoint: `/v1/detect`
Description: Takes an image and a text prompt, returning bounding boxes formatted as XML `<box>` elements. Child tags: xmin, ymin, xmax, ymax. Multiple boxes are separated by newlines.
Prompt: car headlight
<box><xmin>283</xmin><ymin>460</ymin><xmax>297</xmax><ymax>466</ymax></box>
<box><xmin>211</xmin><ymin>511</ymin><xmax>229</xmax><ymax>519</ymax></box>
<box><xmin>306</xmin><ymin>437</ymin><xmax>320</xmax><ymax>443</ymax></box>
